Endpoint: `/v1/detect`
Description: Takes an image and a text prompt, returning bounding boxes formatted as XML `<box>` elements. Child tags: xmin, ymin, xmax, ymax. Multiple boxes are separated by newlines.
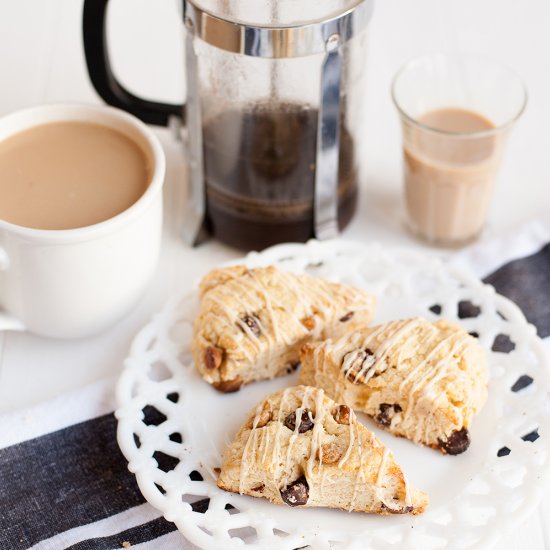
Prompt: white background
<box><xmin>0</xmin><ymin>0</ymin><xmax>549</xmax><ymax>548</ymax></box>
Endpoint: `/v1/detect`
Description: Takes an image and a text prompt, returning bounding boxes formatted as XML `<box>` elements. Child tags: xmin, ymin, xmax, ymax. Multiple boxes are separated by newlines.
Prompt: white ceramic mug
<box><xmin>0</xmin><ymin>104</ymin><xmax>165</xmax><ymax>338</ymax></box>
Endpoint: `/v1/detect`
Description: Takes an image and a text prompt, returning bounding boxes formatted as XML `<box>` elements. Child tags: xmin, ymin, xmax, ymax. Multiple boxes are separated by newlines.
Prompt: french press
<box><xmin>83</xmin><ymin>0</ymin><xmax>374</xmax><ymax>250</ymax></box>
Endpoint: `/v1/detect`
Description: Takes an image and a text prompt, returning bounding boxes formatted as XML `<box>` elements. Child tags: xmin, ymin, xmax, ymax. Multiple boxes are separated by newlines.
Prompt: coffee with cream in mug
<box><xmin>0</xmin><ymin>104</ymin><xmax>164</xmax><ymax>339</ymax></box>
<box><xmin>0</xmin><ymin>121</ymin><xmax>152</xmax><ymax>229</ymax></box>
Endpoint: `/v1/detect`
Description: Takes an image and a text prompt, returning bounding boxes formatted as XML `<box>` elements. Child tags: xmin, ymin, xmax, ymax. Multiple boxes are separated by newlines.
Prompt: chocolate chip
<box><xmin>250</xmin><ymin>483</ymin><xmax>265</xmax><ymax>493</ymax></box>
<box><xmin>284</xmin><ymin>409</ymin><xmax>314</xmax><ymax>433</ymax></box>
<box><xmin>286</xmin><ymin>361</ymin><xmax>301</xmax><ymax>374</ymax></box>
<box><xmin>212</xmin><ymin>377</ymin><xmax>243</xmax><ymax>393</ymax></box>
<box><xmin>240</xmin><ymin>314</ymin><xmax>261</xmax><ymax>337</ymax></box>
<box><xmin>333</xmin><ymin>404</ymin><xmax>351</xmax><ymax>425</ymax></box>
<box><xmin>204</xmin><ymin>346</ymin><xmax>224</xmax><ymax>370</ymax></box>
<box><xmin>214</xmin><ymin>467</ymin><xmax>221</xmax><ymax>476</ymax></box>
<box><xmin>438</xmin><ymin>428</ymin><xmax>470</xmax><ymax>455</ymax></box>
<box><xmin>376</xmin><ymin>403</ymin><xmax>402</xmax><ymax>427</ymax></box>
<box><xmin>339</xmin><ymin>311</ymin><xmax>354</xmax><ymax>322</ymax></box>
<box><xmin>280</xmin><ymin>476</ymin><xmax>309</xmax><ymax>506</ymax></box>
<box><xmin>381</xmin><ymin>502</ymin><xmax>414</xmax><ymax>514</ymax></box>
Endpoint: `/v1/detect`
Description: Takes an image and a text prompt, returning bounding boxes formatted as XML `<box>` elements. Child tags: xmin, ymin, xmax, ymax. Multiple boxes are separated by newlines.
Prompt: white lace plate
<box><xmin>116</xmin><ymin>240</ymin><xmax>550</xmax><ymax>550</ymax></box>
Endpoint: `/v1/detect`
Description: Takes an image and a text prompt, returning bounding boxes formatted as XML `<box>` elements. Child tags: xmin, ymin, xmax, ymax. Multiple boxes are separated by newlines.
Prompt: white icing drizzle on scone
<box><xmin>218</xmin><ymin>385</ymin><xmax>429</xmax><ymax>515</ymax></box>
<box><xmin>195</xmin><ymin>266</ymin><xmax>376</xmax><ymax>389</ymax></box>
<box><xmin>302</xmin><ymin>317</ymin><xmax>487</xmax><ymax>454</ymax></box>
<box><xmin>238</xmin><ymin>387</ymin><xmax>401</xmax><ymax>509</ymax></box>
<box><xmin>306</xmin><ymin>387</ymin><xmax>326</xmax><ymax>479</ymax></box>
<box><xmin>328</xmin><ymin>318</ymin><xmax>476</xmax><ymax>428</ymax></box>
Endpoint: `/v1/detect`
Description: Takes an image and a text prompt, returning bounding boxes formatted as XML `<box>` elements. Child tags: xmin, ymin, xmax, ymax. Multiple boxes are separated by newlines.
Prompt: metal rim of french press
<box><xmin>183</xmin><ymin>0</ymin><xmax>374</xmax><ymax>58</ymax></box>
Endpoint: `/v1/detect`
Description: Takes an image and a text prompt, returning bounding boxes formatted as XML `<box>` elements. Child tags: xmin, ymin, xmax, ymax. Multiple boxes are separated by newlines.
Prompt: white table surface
<box><xmin>0</xmin><ymin>1</ymin><xmax>549</xmax><ymax>548</ymax></box>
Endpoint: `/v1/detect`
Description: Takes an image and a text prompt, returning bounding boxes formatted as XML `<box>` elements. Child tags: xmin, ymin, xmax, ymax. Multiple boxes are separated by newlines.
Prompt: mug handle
<box><xmin>82</xmin><ymin>0</ymin><xmax>185</xmax><ymax>127</ymax></box>
<box><xmin>0</xmin><ymin>248</ymin><xmax>25</xmax><ymax>332</ymax></box>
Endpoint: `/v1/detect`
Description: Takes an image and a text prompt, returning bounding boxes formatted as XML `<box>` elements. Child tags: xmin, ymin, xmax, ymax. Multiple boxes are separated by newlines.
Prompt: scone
<box><xmin>217</xmin><ymin>385</ymin><xmax>428</xmax><ymax>514</ymax></box>
<box><xmin>299</xmin><ymin>317</ymin><xmax>488</xmax><ymax>455</ymax></box>
<box><xmin>193</xmin><ymin>266</ymin><xmax>376</xmax><ymax>392</ymax></box>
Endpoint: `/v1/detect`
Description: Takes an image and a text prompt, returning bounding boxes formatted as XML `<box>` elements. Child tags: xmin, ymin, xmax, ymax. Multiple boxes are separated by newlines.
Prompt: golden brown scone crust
<box><xmin>300</xmin><ymin>317</ymin><xmax>488</xmax><ymax>454</ymax></box>
<box><xmin>217</xmin><ymin>385</ymin><xmax>429</xmax><ymax>514</ymax></box>
<box><xmin>193</xmin><ymin>266</ymin><xmax>376</xmax><ymax>392</ymax></box>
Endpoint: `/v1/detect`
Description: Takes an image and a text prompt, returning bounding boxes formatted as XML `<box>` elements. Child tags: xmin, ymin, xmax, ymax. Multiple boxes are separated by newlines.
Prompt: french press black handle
<box><xmin>82</xmin><ymin>0</ymin><xmax>184</xmax><ymax>126</ymax></box>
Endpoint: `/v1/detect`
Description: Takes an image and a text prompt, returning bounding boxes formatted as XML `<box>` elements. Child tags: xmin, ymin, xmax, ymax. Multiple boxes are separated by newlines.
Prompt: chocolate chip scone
<box><xmin>299</xmin><ymin>317</ymin><xmax>488</xmax><ymax>455</ymax></box>
<box><xmin>193</xmin><ymin>266</ymin><xmax>376</xmax><ymax>392</ymax></box>
<box><xmin>217</xmin><ymin>385</ymin><xmax>428</xmax><ymax>514</ymax></box>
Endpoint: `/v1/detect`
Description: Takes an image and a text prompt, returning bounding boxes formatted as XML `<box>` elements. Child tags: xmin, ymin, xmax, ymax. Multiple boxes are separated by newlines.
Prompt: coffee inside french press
<box><xmin>203</xmin><ymin>103</ymin><xmax>358</xmax><ymax>250</ymax></box>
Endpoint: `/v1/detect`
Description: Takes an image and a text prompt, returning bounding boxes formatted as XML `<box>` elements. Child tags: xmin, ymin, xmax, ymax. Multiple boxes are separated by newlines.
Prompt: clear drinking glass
<box><xmin>392</xmin><ymin>54</ymin><xmax>527</xmax><ymax>247</ymax></box>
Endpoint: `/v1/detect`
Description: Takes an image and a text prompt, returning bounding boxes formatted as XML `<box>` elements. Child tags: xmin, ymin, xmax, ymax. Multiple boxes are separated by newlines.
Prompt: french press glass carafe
<box><xmin>83</xmin><ymin>0</ymin><xmax>374</xmax><ymax>250</ymax></box>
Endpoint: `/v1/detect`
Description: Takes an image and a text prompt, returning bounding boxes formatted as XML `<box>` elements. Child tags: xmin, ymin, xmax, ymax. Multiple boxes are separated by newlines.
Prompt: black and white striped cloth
<box><xmin>1</xmin><ymin>218</ymin><xmax>549</xmax><ymax>550</ymax></box>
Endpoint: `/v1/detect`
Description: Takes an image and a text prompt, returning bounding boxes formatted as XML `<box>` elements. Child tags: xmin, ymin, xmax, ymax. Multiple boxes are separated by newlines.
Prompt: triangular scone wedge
<box><xmin>193</xmin><ymin>266</ymin><xmax>376</xmax><ymax>392</ymax></box>
<box><xmin>300</xmin><ymin>317</ymin><xmax>488</xmax><ymax>455</ymax></box>
<box><xmin>217</xmin><ymin>385</ymin><xmax>428</xmax><ymax>515</ymax></box>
